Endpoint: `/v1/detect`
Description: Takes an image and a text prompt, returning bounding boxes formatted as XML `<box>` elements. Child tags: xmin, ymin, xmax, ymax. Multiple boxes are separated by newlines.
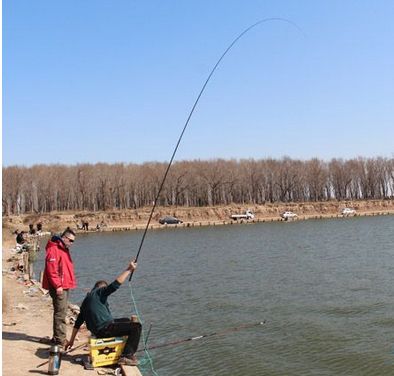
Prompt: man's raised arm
<box><xmin>116</xmin><ymin>260</ymin><xmax>137</xmax><ymax>285</ymax></box>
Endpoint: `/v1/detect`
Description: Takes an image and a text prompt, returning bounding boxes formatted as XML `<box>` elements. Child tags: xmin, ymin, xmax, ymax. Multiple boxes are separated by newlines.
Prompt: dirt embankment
<box><xmin>3</xmin><ymin>200</ymin><xmax>394</xmax><ymax>236</ymax></box>
<box><xmin>2</xmin><ymin>246</ymin><xmax>93</xmax><ymax>375</ymax></box>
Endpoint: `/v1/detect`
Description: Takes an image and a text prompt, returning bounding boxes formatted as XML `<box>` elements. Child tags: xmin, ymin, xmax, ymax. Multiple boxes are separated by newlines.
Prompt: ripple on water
<box><xmin>35</xmin><ymin>216</ymin><xmax>394</xmax><ymax>376</ymax></box>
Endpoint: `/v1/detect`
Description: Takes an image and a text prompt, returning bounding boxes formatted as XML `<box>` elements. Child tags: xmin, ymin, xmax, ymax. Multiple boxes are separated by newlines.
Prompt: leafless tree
<box><xmin>3</xmin><ymin>156</ymin><xmax>393</xmax><ymax>215</ymax></box>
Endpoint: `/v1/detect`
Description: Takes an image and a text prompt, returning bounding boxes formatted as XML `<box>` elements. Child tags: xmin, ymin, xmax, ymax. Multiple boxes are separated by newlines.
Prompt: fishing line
<box><xmin>129</xmin><ymin>285</ymin><xmax>160</xmax><ymax>375</ymax></box>
<box><xmin>129</xmin><ymin>17</ymin><xmax>303</xmax><ymax>280</ymax></box>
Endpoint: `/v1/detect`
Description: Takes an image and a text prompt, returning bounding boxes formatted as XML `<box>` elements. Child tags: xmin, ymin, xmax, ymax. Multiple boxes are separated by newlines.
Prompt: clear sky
<box><xmin>3</xmin><ymin>1</ymin><xmax>394</xmax><ymax>166</ymax></box>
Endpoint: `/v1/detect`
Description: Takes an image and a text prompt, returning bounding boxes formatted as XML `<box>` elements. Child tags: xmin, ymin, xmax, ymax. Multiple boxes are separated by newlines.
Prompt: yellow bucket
<box><xmin>89</xmin><ymin>336</ymin><xmax>127</xmax><ymax>367</ymax></box>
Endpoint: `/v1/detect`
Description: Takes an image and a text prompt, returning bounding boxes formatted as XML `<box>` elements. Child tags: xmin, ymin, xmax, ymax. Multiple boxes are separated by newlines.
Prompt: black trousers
<box><xmin>96</xmin><ymin>318</ymin><xmax>142</xmax><ymax>356</ymax></box>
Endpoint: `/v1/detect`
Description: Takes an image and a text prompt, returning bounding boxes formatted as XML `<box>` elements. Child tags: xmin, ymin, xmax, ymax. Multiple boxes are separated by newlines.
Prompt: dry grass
<box><xmin>2</xmin><ymin>200</ymin><xmax>394</xmax><ymax>237</ymax></box>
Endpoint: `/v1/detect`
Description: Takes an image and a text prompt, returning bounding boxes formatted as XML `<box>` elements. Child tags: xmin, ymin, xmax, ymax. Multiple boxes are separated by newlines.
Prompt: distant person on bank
<box><xmin>65</xmin><ymin>260</ymin><xmax>142</xmax><ymax>366</ymax></box>
<box><xmin>15</xmin><ymin>230</ymin><xmax>30</xmax><ymax>252</ymax></box>
<box><xmin>42</xmin><ymin>228</ymin><xmax>77</xmax><ymax>347</ymax></box>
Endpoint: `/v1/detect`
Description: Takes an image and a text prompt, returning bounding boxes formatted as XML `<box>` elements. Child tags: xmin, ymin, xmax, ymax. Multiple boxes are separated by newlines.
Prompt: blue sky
<box><xmin>3</xmin><ymin>1</ymin><xmax>394</xmax><ymax>166</ymax></box>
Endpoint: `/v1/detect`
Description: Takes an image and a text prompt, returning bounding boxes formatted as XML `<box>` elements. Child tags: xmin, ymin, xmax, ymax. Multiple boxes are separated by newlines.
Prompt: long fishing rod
<box><xmin>137</xmin><ymin>320</ymin><xmax>266</xmax><ymax>353</ymax></box>
<box><xmin>129</xmin><ymin>17</ymin><xmax>303</xmax><ymax>281</ymax></box>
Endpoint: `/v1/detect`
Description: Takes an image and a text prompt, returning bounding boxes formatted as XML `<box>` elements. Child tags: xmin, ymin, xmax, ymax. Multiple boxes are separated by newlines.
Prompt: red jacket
<box><xmin>42</xmin><ymin>236</ymin><xmax>77</xmax><ymax>290</ymax></box>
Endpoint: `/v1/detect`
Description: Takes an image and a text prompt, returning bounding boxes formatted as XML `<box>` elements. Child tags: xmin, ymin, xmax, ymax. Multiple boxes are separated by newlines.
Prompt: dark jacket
<box><xmin>16</xmin><ymin>232</ymin><xmax>26</xmax><ymax>245</ymax></box>
<box><xmin>42</xmin><ymin>236</ymin><xmax>76</xmax><ymax>290</ymax></box>
<box><xmin>74</xmin><ymin>280</ymin><xmax>121</xmax><ymax>335</ymax></box>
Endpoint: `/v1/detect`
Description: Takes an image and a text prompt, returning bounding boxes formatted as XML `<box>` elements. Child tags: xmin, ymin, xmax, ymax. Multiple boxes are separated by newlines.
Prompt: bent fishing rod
<box><xmin>137</xmin><ymin>320</ymin><xmax>266</xmax><ymax>353</ymax></box>
<box><xmin>130</xmin><ymin>17</ymin><xmax>303</xmax><ymax>281</ymax></box>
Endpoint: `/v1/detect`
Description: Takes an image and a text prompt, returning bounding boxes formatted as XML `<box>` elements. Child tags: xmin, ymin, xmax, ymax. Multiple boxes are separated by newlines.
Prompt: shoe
<box><xmin>118</xmin><ymin>355</ymin><xmax>138</xmax><ymax>366</ymax></box>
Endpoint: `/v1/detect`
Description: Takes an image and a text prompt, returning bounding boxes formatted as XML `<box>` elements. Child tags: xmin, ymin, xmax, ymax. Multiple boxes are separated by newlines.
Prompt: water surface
<box><xmin>38</xmin><ymin>216</ymin><xmax>394</xmax><ymax>375</ymax></box>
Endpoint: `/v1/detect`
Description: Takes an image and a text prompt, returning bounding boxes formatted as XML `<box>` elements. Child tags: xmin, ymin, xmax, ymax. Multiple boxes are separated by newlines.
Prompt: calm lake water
<box><xmin>37</xmin><ymin>216</ymin><xmax>394</xmax><ymax>375</ymax></box>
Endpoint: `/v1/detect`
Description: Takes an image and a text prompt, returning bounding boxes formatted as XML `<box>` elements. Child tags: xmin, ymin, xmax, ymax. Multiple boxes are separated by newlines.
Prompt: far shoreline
<box><xmin>3</xmin><ymin>199</ymin><xmax>394</xmax><ymax>240</ymax></box>
<box><xmin>99</xmin><ymin>210</ymin><xmax>394</xmax><ymax>233</ymax></box>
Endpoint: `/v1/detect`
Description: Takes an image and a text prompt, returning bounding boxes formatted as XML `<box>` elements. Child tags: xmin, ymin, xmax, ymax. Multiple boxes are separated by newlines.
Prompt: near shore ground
<box><xmin>2</xmin><ymin>237</ymin><xmax>93</xmax><ymax>375</ymax></box>
<box><xmin>2</xmin><ymin>200</ymin><xmax>394</xmax><ymax>375</ymax></box>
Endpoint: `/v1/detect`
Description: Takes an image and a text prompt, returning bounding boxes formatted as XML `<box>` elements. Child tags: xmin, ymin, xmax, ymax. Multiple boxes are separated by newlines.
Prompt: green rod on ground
<box><xmin>137</xmin><ymin>320</ymin><xmax>266</xmax><ymax>352</ymax></box>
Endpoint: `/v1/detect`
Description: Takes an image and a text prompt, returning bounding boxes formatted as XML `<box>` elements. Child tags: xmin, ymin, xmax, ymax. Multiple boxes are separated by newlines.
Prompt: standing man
<box><xmin>65</xmin><ymin>260</ymin><xmax>142</xmax><ymax>366</ymax></box>
<box><xmin>42</xmin><ymin>228</ymin><xmax>77</xmax><ymax>347</ymax></box>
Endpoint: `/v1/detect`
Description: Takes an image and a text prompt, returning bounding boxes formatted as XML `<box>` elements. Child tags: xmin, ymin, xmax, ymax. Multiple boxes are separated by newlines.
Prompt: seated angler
<box><xmin>65</xmin><ymin>259</ymin><xmax>142</xmax><ymax>366</ymax></box>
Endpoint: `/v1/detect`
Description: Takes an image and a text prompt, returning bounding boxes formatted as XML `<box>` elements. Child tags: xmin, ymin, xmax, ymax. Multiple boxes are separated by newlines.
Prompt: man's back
<box><xmin>76</xmin><ymin>280</ymin><xmax>121</xmax><ymax>335</ymax></box>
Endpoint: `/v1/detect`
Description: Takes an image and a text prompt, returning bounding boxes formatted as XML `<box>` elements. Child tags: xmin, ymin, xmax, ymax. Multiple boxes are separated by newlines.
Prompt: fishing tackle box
<box><xmin>89</xmin><ymin>336</ymin><xmax>127</xmax><ymax>367</ymax></box>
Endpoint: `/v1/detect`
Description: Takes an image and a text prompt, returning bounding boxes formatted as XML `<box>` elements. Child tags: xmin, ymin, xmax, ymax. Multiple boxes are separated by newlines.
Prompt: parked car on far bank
<box><xmin>281</xmin><ymin>211</ymin><xmax>298</xmax><ymax>220</ymax></box>
<box><xmin>159</xmin><ymin>216</ymin><xmax>183</xmax><ymax>225</ymax></box>
<box><xmin>341</xmin><ymin>208</ymin><xmax>356</xmax><ymax>216</ymax></box>
<box><xmin>230</xmin><ymin>210</ymin><xmax>255</xmax><ymax>221</ymax></box>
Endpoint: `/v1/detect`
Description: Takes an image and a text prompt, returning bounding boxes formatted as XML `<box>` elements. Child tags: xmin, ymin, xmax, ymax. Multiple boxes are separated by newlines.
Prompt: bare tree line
<box><xmin>3</xmin><ymin>157</ymin><xmax>394</xmax><ymax>215</ymax></box>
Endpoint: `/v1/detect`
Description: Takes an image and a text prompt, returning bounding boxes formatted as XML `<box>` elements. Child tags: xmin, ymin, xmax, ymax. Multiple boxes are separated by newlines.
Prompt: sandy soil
<box><xmin>2</xmin><ymin>242</ymin><xmax>96</xmax><ymax>375</ymax></box>
<box><xmin>2</xmin><ymin>201</ymin><xmax>394</xmax><ymax>375</ymax></box>
<box><xmin>3</xmin><ymin>200</ymin><xmax>394</xmax><ymax>236</ymax></box>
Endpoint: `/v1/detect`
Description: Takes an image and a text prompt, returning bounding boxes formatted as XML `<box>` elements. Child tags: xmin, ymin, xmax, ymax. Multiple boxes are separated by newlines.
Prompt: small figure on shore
<box><xmin>37</xmin><ymin>222</ymin><xmax>43</xmax><ymax>233</ymax></box>
<box><xmin>82</xmin><ymin>221</ymin><xmax>89</xmax><ymax>231</ymax></box>
<box><xmin>65</xmin><ymin>260</ymin><xmax>141</xmax><ymax>366</ymax></box>
<box><xmin>15</xmin><ymin>231</ymin><xmax>31</xmax><ymax>252</ymax></box>
<box><xmin>29</xmin><ymin>223</ymin><xmax>36</xmax><ymax>235</ymax></box>
<box><xmin>42</xmin><ymin>228</ymin><xmax>77</xmax><ymax>348</ymax></box>
<box><xmin>16</xmin><ymin>230</ymin><xmax>26</xmax><ymax>245</ymax></box>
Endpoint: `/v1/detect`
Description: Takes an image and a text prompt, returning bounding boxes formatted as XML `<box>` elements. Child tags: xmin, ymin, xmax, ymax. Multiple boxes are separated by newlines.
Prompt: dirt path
<box><xmin>3</xmin><ymin>200</ymin><xmax>394</xmax><ymax>236</ymax></box>
<box><xmin>2</xmin><ymin>244</ymin><xmax>101</xmax><ymax>375</ymax></box>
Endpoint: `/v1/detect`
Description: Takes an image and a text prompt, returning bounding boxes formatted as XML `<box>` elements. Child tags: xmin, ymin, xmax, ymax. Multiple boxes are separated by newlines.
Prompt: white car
<box><xmin>341</xmin><ymin>208</ymin><xmax>356</xmax><ymax>216</ymax></box>
<box><xmin>230</xmin><ymin>210</ymin><xmax>255</xmax><ymax>220</ymax></box>
<box><xmin>281</xmin><ymin>211</ymin><xmax>298</xmax><ymax>220</ymax></box>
